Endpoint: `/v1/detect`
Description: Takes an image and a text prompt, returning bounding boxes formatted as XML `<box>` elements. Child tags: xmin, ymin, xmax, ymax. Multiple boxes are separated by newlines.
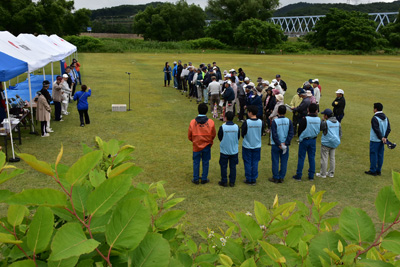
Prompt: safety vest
<box><xmin>220</xmin><ymin>123</ymin><xmax>239</xmax><ymax>155</ymax></box>
<box><xmin>299</xmin><ymin>116</ymin><xmax>321</xmax><ymax>142</ymax></box>
<box><xmin>271</xmin><ymin>117</ymin><xmax>290</xmax><ymax>145</ymax></box>
<box><xmin>321</xmin><ymin>120</ymin><xmax>340</xmax><ymax>148</ymax></box>
<box><xmin>370</xmin><ymin>116</ymin><xmax>388</xmax><ymax>142</ymax></box>
<box><xmin>242</xmin><ymin>119</ymin><xmax>262</xmax><ymax>149</ymax></box>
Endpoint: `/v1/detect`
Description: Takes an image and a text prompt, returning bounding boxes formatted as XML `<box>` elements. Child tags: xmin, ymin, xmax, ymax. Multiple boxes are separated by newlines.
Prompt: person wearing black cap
<box><xmin>40</xmin><ymin>80</ymin><xmax>54</xmax><ymax>133</ymax></box>
<box><xmin>36</xmin><ymin>81</ymin><xmax>52</xmax><ymax>137</ymax></box>
<box><xmin>52</xmin><ymin>76</ymin><xmax>64</xmax><ymax>122</ymax></box>
<box><xmin>316</xmin><ymin>109</ymin><xmax>342</xmax><ymax>179</ymax></box>
<box><xmin>365</xmin><ymin>103</ymin><xmax>391</xmax><ymax>176</ymax></box>
<box><xmin>276</xmin><ymin>74</ymin><xmax>287</xmax><ymax>93</ymax></box>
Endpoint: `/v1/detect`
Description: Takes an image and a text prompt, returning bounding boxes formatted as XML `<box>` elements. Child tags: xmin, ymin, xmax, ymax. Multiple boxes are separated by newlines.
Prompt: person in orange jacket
<box><xmin>188</xmin><ymin>103</ymin><xmax>216</xmax><ymax>185</ymax></box>
<box><xmin>72</xmin><ymin>58</ymin><xmax>82</xmax><ymax>85</ymax></box>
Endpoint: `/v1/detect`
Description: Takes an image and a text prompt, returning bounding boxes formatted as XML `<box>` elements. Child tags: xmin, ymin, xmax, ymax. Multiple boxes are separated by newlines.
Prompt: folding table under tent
<box><xmin>39</xmin><ymin>34</ymin><xmax>77</xmax><ymax>63</ymax></box>
<box><xmin>0</xmin><ymin>51</ymin><xmax>29</xmax><ymax>161</ymax></box>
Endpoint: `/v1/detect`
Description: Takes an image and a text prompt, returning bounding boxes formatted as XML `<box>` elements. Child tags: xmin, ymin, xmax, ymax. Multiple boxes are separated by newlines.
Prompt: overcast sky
<box><xmin>73</xmin><ymin>0</ymin><xmax>396</xmax><ymax>10</ymax></box>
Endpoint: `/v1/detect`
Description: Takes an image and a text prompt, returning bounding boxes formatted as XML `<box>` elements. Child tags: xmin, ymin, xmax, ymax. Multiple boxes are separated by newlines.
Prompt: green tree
<box><xmin>206</xmin><ymin>0</ymin><xmax>279</xmax><ymax>28</ymax></box>
<box><xmin>133</xmin><ymin>0</ymin><xmax>206</xmax><ymax>41</ymax></box>
<box><xmin>379</xmin><ymin>9</ymin><xmax>400</xmax><ymax>47</ymax></box>
<box><xmin>306</xmin><ymin>8</ymin><xmax>380</xmax><ymax>51</ymax></box>
<box><xmin>234</xmin><ymin>18</ymin><xmax>284</xmax><ymax>53</ymax></box>
<box><xmin>205</xmin><ymin>20</ymin><xmax>234</xmax><ymax>45</ymax></box>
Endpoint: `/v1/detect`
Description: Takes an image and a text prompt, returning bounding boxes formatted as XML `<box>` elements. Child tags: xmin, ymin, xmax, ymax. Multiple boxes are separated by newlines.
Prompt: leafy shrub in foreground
<box><xmin>0</xmin><ymin>137</ymin><xmax>399</xmax><ymax>266</ymax></box>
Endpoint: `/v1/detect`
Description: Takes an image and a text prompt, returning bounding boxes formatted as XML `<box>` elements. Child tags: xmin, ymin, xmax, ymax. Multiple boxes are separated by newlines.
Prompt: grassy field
<box><xmin>1</xmin><ymin>53</ymin><xmax>399</xmax><ymax>240</ymax></box>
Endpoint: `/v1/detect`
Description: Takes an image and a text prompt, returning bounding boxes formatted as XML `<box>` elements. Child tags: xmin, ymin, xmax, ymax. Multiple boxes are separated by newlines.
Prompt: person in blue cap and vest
<box><xmin>293</xmin><ymin>103</ymin><xmax>321</xmax><ymax>181</ymax></box>
<box><xmin>269</xmin><ymin>105</ymin><xmax>294</xmax><ymax>183</ymax></box>
<box><xmin>218</xmin><ymin>111</ymin><xmax>240</xmax><ymax>187</ymax></box>
<box><xmin>365</xmin><ymin>103</ymin><xmax>391</xmax><ymax>176</ymax></box>
<box><xmin>316</xmin><ymin>109</ymin><xmax>342</xmax><ymax>178</ymax></box>
<box><xmin>242</xmin><ymin>105</ymin><xmax>264</xmax><ymax>185</ymax></box>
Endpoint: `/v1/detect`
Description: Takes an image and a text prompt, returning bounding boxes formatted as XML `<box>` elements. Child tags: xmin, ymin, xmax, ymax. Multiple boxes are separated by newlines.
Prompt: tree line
<box><xmin>0</xmin><ymin>0</ymin><xmax>91</xmax><ymax>36</ymax></box>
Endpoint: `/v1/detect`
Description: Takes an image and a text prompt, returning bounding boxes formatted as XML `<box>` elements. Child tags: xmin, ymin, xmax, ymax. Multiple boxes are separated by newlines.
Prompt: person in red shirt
<box><xmin>188</xmin><ymin>103</ymin><xmax>216</xmax><ymax>184</ymax></box>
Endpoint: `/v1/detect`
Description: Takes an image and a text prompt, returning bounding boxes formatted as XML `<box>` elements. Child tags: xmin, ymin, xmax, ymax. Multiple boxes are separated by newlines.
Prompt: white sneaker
<box><xmin>42</xmin><ymin>133</ymin><xmax>50</xmax><ymax>137</ymax></box>
<box><xmin>327</xmin><ymin>173</ymin><xmax>334</xmax><ymax>178</ymax></box>
<box><xmin>46</xmin><ymin>128</ymin><xmax>54</xmax><ymax>133</ymax></box>
<box><xmin>316</xmin><ymin>173</ymin><xmax>326</xmax><ymax>178</ymax></box>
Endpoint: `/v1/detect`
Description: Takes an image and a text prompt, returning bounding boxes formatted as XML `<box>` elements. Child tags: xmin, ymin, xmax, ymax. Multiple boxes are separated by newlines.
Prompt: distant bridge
<box><xmin>270</xmin><ymin>12</ymin><xmax>398</xmax><ymax>36</ymax></box>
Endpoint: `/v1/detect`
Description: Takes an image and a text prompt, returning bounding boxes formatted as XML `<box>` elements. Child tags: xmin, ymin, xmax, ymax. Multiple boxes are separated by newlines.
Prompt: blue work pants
<box><xmin>219</xmin><ymin>153</ymin><xmax>238</xmax><ymax>184</ymax></box>
<box><xmin>296</xmin><ymin>138</ymin><xmax>316</xmax><ymax>179</ymax></box>
<box><xmin>193</xmin><ymin>145</ymin><xmax>211</xmax><ymax>182</ymax></box>
<box><xmin>369</xmin><ymin>141</ymin><xmax>384</xmax><ymax>173</ymax></box>
<box><xmin>242</xmin><ymin>147</ymin><xmax>261</xmax><ymax>183</ymax></box>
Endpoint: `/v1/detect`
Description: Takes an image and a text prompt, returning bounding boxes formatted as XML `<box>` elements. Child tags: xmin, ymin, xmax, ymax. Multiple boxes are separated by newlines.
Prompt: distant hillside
<box><xmin>90</xmin><ymin>2</ymin><xmax>164</xmax><ymax>19</ymax></box>
<box><xmin>273</xmin><ymin>1</ymin><xmax>400</xmax><ymax>17</ymax></box>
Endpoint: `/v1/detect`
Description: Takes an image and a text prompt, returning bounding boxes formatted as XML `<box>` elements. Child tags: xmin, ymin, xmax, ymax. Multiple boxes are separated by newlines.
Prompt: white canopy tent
<box><xmin>0</xmin><ymin>31</ymin><xmax>53</xmax><ymax>133</ymax></box>
<box><xmin>39</xmin><ymin>34</ymin><xmax>77</xmax><ymax>62</ymax></box>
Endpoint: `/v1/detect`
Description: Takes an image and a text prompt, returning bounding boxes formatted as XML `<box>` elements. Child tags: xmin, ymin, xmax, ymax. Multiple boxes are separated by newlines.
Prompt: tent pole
<box><xmin>51</xmin><ymin>62</ymin><xmax>54</xmax><ymax>85</ymax></box>
<box><xmin>3</xmin><ymin>82</ymin><xmax>19</xmax><ymax>162</ymax></box>
<box><xmin>43</xmin><ymin>68</ymin><xmax>45</xmax><ymax>80</ymax></box>
<box><xmin>28</xmin><ymin>74</ymin><xmax>36</xmax><ymax>135</ymax></box>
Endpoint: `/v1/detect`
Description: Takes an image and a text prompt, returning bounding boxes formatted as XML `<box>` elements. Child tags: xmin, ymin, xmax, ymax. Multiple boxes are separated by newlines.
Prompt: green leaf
<box><xmin>393</xmin><ymin>171</ymin><xmax>400</xmax><ymax>201</ymax></box>
<box><xmin>81</xmin><ymin>143</ymin><xmax>94</xmax><ymax>155</ymax></box>
<box><xmin>0</xmin><ymin>152</ymin><xmax>5</xmax><ymax>168</ymax></box>
<box><xmin>71</xmin><ymin>184</ymin><xmax>91</xmax><ymax>214</ymax></box>
<box><xmin>285</xmin><ymin>226</ymin><xmax>305</xmax><ymax>247</ymax></box>
<box><xmin>375</xmin><ymin>186</ymin><xmax>400</xmax><ymax>224</ymax></box>
<box><xmin>90</xmin><ymin>211</ymin><xmax>112</xmax><ymax>233</ymax></box>
<box><xmin>194</xmin><ymin>254</ymin><xmax>219</xmax><ymax>264</ymax></box>
<box><xmin>18</xmin><ymin>153</ymin><xmax>54</xmax><ymax>176</ymax></box>
<box><xmin>9</xmin><ymin>260</ymin><xmax>36</xmax><ymax>267</ymax></box>
<box><xmin>6</xmin><ymin>188</ymin><xmax>67</xmax><ymax>207</ymax></box>
<box><xmin>163</xmin><ymin>198</ymin><xmax>185</xmax><ymax>210</ymax></box>
<box><xmin>108</xmin><ymin>163</ymin><xmax>135</xmax><ymax>178</ymax></box>
<box><xmin>299</xmin><ymin>240</ymin><xmax>308</xmax><ymax>258</ymax></box>
<box><xmin>27</xmin><ymin>207</ymin><xmax>54</xmax><ymax>254</ymax></box>
<box><xmin>0</xmin><ymin>233</ymin><xmax>23</xmax><ymax>244</ymax></box>
<box><xmin>0</xmin><ymin>169</ymin><xmax>25</xmax><ymax>186</ymax></box>
<box><xmin>339</xmin><ymin>206</ymin><xmax>375</xmax><ymax>243</ymax></box>
<box><xmin>254</xmin><ymin>200</ymin><xmax>270</xmax><ymax>226</ymax></box>
<box><xmin>113</xmin><ymin>145</ymin><xmax>135</xmax><ymax>166</ymax></box>
<box><xmin>309</xmin><ymin>232</ymin><xmax>345</xmax><ymax>267</ymax></box>
<box><xmin>0</xmin><ymin>189</ymin><xmax>14</xmax><ymax>202</ymax></box>
<box><xmin>381</xmin><ymin>231</ymin><xmax>400</xmax><ymax>254</ymax></box>
<box><xmin>89</xmin><ymin>169</ymin><xmax>106</xmax><ymax>188</ymax></box>
<box><xmin>106</xmin><ymin>198</ymin><xmax>150</xmax><ymax>250</ymax></box>
<box><xmin>357</xmin><ymin>259</ymin><xmax>394</xmax><ymax>266</ymax></box>
<box><xmin>273</xmin><ymin>244</ymin><xmax>302</xmax><ymax>266</ymax></box>
<box><xmin>86</xmin><ymin>175</ymin><xmax>132</xmax><ymax>217</ymax></box>
<box><xmin>49</xmin><ymin>223</ymin><xmax>100</xmax><ymax>261</ymax></box>
<box><xmin>259</xmin><ymin>241</ymin><xmax>286</xmax><ymax>264</ymax></box>
<box><xmin>240</xmin><ymin>258</ymin><xmax>257</xmax><ymax>267</ymax></box>
<box><xmin>187</xmin><ymin>239</ymin><xmax>197</xmax><ymax>254</ymax></box>
<box><xmin>235</xmin><ymin>213</ymin><xmax>263</xmax><ymax>242</ymax></box>
<box><xmin>130</xmin><ymin>233</ymin><xmax>170</xmax><ymax>267</ymax></box>
<box><xmin>48</xmin><ymin>256</ymin><xmax>79</xmax><ymax>267</ymax></box>
<box><xmin>219</xmin><ymin>254</ymin><xmax>233</xmax><ymax>267</ymax></box>
<box><xmin>222</xmin><ymin>240</ymin><xmax>245</xmax><ymax>265</ymax></box>
<box><xmin>65</xmin><ymin>150</ymin><xmax>102</xmax><ymax>186</ymax></box>
<box><xmin>7</xmin><ymin>205</ymin><xmax>28</xmax><ymax>226</ymax></box>
<box><xmin>155</xmin><ymin>210</ymin><xmax>186</xmax><ymax>230</ymax></box>
<box><xmin>319</xmin><ymin>202</ymin><xmax>338</xmax><ymax>216</ymax></box>
<box><xmin>55</xmin><ymin>145</ymin><xmax>63</xmax><ymax>167</ymax></box>
<box><xmin>157</xmin><ymin>182</ymin><xmax>167</xmax><ymax>198</ymax></box>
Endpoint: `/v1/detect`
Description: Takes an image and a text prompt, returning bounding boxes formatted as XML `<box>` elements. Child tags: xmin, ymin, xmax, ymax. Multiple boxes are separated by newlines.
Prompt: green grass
<box><xmin>1</xmin><ymin>53</ymin><xmax>399</xmax><ymax>240</ymax></box>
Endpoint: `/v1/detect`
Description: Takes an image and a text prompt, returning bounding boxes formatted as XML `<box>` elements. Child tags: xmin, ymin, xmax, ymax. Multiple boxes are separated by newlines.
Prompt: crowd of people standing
<box><xmin>35</xmin><ymin>58</ymin><xmax>91</xmax><ymax>137</ymax></box>
<box><xmin>165</xmin><ymin>60</ymin><xmax>393</xmax><ymax>186</ymax></box>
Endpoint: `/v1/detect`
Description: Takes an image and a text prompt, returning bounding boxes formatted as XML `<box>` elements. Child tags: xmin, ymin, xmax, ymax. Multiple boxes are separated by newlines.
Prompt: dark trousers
<box><xmin>271</xmin><ymin>145</ymin><xmax>289</xmax><ymax>180</ymax></box>
<box><xmin>177</xmin><ymin>76</ymin><xmax>182</xmax><ymax>90</ymax></box>
<box><xmin>219</xmin><ymin>153</ymin><xmax>238</xmax><ymax>184</ymax></box>
<box><xmin>54</xmin><ymin>101</ymin><xmax>61</xmax><ymax>121</ymax></box>
<box><xmin>292</xmin><ymin>112</ymin><xmax>299</xmax><ymax>135</ymax></box>
<box><xmin>192</xmin><ymin>145</ymin><xmax>211</xmax><ymax>182</ymax></box>
<box><xmin>242</xmin><ymin>147</ymin><xmax>261</xmax><ymax>183</ymax></box>
<box><xmin>238</xmin><ymin>97</ymin><xmax>246</xmax><ymax>120</ymax></box>
<box><xmin>369</xmin><ymin>141</ymin><xmax>384</xmax><ymax>173</ymax></box>
<box><xmin>336</xmin><ymin>114</ymin><xmax>344</xmax><ymax>123</ymax></box>
<box><xmin>78</xmin><ymin>109</ymin><xmax>90</xmax><ymax>125</ymax></box>
<box><xmin>41</xmin><ymin>121</ymin><xmax>47</xmax><ymax>136</ymax></box>
<box><xmin>296</xmin><ymin>138</ymin><xmax>316</xmax><ymax>179</ymax></box>
<box><xmin>181</xmin><ymin>78</ymin><xmax>188</xmax><ymax>92</ymax></box>
<box><xmin>72</xmin><ymin>83</ymin><xmax>77</xmax><ymax>96</ymax></box>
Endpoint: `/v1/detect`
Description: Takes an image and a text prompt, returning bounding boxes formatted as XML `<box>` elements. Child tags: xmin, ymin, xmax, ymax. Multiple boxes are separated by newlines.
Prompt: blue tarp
<box><xmin>0</xmin><ymin>51</ymin><xmax>28</xmax><ymax>82</ymax></box>
<box><xmin>7</xmin><ymin>74</ymin><xmax>58</xmax><ymax>101</ymax></box>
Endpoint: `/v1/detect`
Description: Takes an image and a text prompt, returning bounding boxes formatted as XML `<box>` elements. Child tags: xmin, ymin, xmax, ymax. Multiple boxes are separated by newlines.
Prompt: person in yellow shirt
<box><xmin>290</xmin><ymin>88</ymin><xmax>304</xmax><ymax>135</ymax></box>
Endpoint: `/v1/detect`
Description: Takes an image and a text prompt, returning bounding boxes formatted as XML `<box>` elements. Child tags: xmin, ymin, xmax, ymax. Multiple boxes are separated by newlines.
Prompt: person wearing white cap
<box><xmin>272</xmin><ymin>79</ymin><xmax>284</xmax><ymax>95</ymax></box>
<box><xmin>269</xmin><ymin>94</ymin><xmax>284</xmax><ymax>121</ymax></box>
<box><xmin>275</xmin><ymin>74</ymin><xmax>287</xmax><ymax>93</ymax></box>
<box><xmin>61</xmin><ymin>74</ymin><xmax>71</xmax><ymax>115</ymax></box>
<box><xmin>332</xmin><ymin>89</ymin><xmax>345</xmax><ymax>122</ymax></box>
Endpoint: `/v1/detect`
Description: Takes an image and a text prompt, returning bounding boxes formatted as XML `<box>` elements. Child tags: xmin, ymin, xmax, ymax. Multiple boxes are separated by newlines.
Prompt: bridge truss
<box><xmin>270</xmin><ymin>12</ymin><xmax>398</xmax><ymax>36</ymax></box>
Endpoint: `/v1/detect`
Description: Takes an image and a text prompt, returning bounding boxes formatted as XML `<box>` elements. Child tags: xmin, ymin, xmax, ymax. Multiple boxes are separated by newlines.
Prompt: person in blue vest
<box><xmin>172</xmin><ymin>61</ymin><xmax>178</xmax><ymax>88</ymax></box>
<box><xmin>293</xmin><ymin>103</ymin><xmax>321</xmax><ymax>181</ymax></box>
<box><xmin>269</xmin><ymin>105</ymin><xmax>294</xmax><ymax>183</ymax></box>
<box><xmin>242</xmin><ymin>105</ymin><xmax>264</xmax><ymax>185</ymax></box>
<box><xmin>316</xmin><ymin>109</ymin><xmax>342</xmax><ymax>179</ymax></box>
<box><xmin>365</xmin><ymin>103</ymin><xmax>391</xmax><ymax>176</ymax></box>
<box><xmin>218</xmin><ymin>111</ymin><xmax>240</xmax><ymax>187</ymax></box>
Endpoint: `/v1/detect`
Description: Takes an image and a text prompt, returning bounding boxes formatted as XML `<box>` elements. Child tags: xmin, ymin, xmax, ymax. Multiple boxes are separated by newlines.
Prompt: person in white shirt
<box><xmin>312</xmin><ymin>80</ymin><xmax>321</xmax><ymax>105</ymax></box>
<box><xmin>271</xmin><ymin>79</ymin><xmax>284</xmax><ymax>95</ymax></box>
<box><xmin>61</xmin><ymin>74</ymin><xmax>71</xmax><ymax>115</ymax></box>
<box><xmin>180</xmin><ymin>64</ymin><xmax>189</xmax><ymax>95</ymax></box>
